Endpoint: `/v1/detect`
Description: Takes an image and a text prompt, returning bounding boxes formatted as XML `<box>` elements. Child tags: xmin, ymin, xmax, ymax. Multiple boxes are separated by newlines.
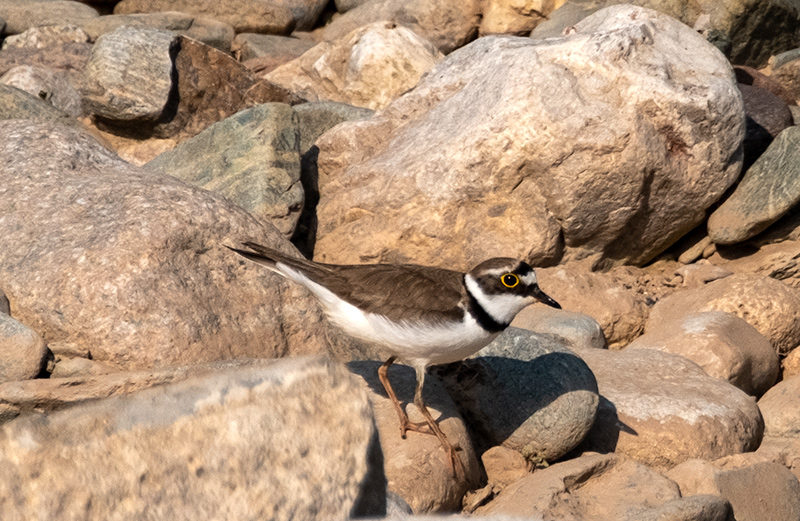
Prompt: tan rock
<box><xmin>0</xmin><ymin>314</ymin><xmax>47</xmax><ymax>383</ymax></box>
<box><xmin>756</xmin><ymin>436</ymin><xmax>800</xmax><ymax>482</ymax></box>
<box><xmin>114</xmin><ymin>0</ymin><xmax>294</xmax><ymax>34</ymax></box>
<box><xmin>50</xmin><ymin>356</ymin><xmax>116</xmax><ymax>378</ymax></box>
<box><xmin>574</xmin><ymin>347</ymin><xmax>764</xmax><ymax>468</ymax></box>
<box><xmin>0</xmin><ymin>357</ymin><xmax>385</xmax><ymax>520</ymax></box>
<box><xmin>0</xmin><ymin>41</ymin><xmax>91</xmax><ymax>79</ymax></box>
<box><xmin>0</xmin><ymin>120</ymin><xmax>333</xmax><ymax>370</ymax></box>
<box><xmin>709</xmin><ymin>240</ymin><xmax>800</xmax><ymax>289</ymax></box>
<box><xmin>314</xmin><ymin>6</ymin><xmax>743</xmax><ymax>270</ymax></box>
<box><xmin>668</xmin><ymin>459</ymin><xmax>800</xmax><ymax>521</ymax></box>
<box><xmin>674</xmin><ymin>260</ymin><xmax>733</xmax><ymax>288</ymax></box>
<box><xmin>478</xmin><ymin>453</ymin><xmax>681</xmax><ymax>519</ymax></box>
<box><xmin>348</xmin><ymin>361</ymin><xmax>480</xmax><ymax>514</ymax></box>
<box><xmin>481</xmin><ymin>446</ymin><xmax>529</xmax><ymax>489</ymax></box>
<box><xmin>321</xmin><ymin>0</ymin><xmax>481</xmax><ymax>54</ymax></box>
<box><xmin>0</xmin><ymin>1</ymin><xmax>98</xmax><ymax>35</ymax></box>
<box><xmin>480</xmin><ymin>0</ymin><xmax>566</xmax><ymax>36</ymax></box>
<box><xmin>266</xmin><ymin>22</ymin><xmax>443</xmax><ymax>111</ymax></box>
<box><xmin>0</xmin><ymin>65</ymin><xmax>83</xmax><ymax>117</ymax></box>
<box><xmin>783</xmin><ymin>347</ymin><xmax>800</xmax><ymax>377</ymax></box>
<box><xmin>758</xmin><ymin>375</ymin><xmax>800</xmax><ymax>437</ymax></box>
<box><xmin>627</xmin><ymin>311</ymin><xmax>779</xmax><ymax>397</ymax></box>
<box><xmin>648</xmin><ymin>274</ymin><xmax>800</xmax><ymax>355</ymax></box>
<box><xmin>233</xmin><ymin>33</ymin><xmax>315</xmax><ymax>64</ymax></box>
<box><xmin>1</xmin><ymin>24</ymin><xmax>89</xmax><ymax>49</ymax></box>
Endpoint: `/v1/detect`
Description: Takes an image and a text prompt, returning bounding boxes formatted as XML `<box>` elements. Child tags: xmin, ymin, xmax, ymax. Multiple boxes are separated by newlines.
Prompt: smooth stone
<box><xmin>0</xmin><ymin>83</ymin><xmax>73</xmax><ymax>123</ymax></box>
<box><xmin>0</xmin><ymin>314</ymin><xmax>47</xmax><ymax>383</ymax></box>
<box><xmin>0</xmin><ymin>0</ymin><xmax>98</xmax><ymax>34</ymax></box>
<box><xmin>758</xmin><ymin>375</ymin><xmax>800</xmax><ymax>437</ymax></box>
<box><xmin>512</xmin><ymin>306</ymin><xmax>607</xmax><ymax>350</ymax></box>
<box><xmin>232</xmin><ymin>33</ymin><xmax>315</xmax><ymax>64</ymax></box>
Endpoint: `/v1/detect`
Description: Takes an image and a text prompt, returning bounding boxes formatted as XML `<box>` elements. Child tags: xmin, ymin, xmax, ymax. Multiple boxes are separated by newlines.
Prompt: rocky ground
<box><xmin>1</xmin><ymin>0</ymin><xmax>800</xmax><ymax>519</ymax></box>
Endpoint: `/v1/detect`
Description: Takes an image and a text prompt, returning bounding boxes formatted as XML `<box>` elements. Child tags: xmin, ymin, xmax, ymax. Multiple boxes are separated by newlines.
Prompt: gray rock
<box><xmin>0</xmin><ymin>314</ymin><xmax>47</xmax><ymax>383</ymax></box>
<box><xmin>233</xmin><ymin>33</ymin><xmax>314</xmax><ymax>64</ymax></box>
<box><xmin>82</xmin><ymin>26</ymin><xmax>177</xmax><ymax>123</ymax></box>
<box><xmin>0</xmin><ymin>0</ymin><xmax>98</xmax><ymax>35</ymax></box>
<box><xmin>511</xmin><ymin>306</ymin><xmax>607</xmax><ymax>350</ymax></box>
<box><xmin>634</xmin><ymin>495</ymin><xmax>734</xmax><ymax>521</ymax></box>
<box><xmin>80</xmin><ymin>13</ymin><xmax>234</xmax><ymax>52</ymax></box>
<box><xmin>1</xmin><ymin>24</ymin><xmax>89</xmax><ymax>49</ymax></box>
<box><xmin>739</xmin><ymin>83</ymin><xmax>794</xmax><ymax>170</ymax></box>
<box><xmin>0</xmin><ymin>65</ymin><xmax>83</xmax><ymax>117</ymax></box>
<box><xmin>769</xmin><ymin>48</ymin><xmax>800</xmax><ymax>70</ymax></box>
<box><xmin>0</xmin><ymin>356</ymin><xmax>385</xmax><ymax>520</ymax></box>
<box><xmin>334</xmin><ymin>0</ymin><xmax>373</xmax><ymax>14</ymax></box>
<box><xmin>146</xmin><ymin>103</ymin><xmax>304</xmax><ymax>238</ymax></box>
<box><xmin>437</xmin><ymin>328</ymin><xmax>599</xmax><ymax>464</ymax></box>
<box><xmin>529</xmin><ymin>1</ymin><xmax>601</xmax><ymax>38</ymax></box>
<box><xmin>0</xmin><ymin>83</ymin><xmax>73</xmax><ymax>123</ymax></box>
<box><xmin>709</xmin><ymin>127</ymin><xmax>800</xmax><ymax>245</ymax></box>
<box><xmin>0</xmin><ymin>290</ymin><xmax>8</xmax><ymax>315</ymax></box>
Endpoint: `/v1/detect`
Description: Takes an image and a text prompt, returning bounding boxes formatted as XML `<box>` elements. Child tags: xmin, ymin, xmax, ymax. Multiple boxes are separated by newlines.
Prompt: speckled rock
<box><xmin>0</xmin><ymin>357</ymin><xmax>385</xmax><ymax>520</ymax></box>
<box><xmin>0</xmin><ymin>65</ymin><xmax>82</xmax><ymax>117</ymax></box>
<box><xmin>0</xmin><ymin>83</ymin><xmax>74</xmax><ymax>123</ymax></box>
<box><xmin>1</xmin><ymin>24</ymin><xmax>89</xmax><ymax>49</ymax></box>
<box><xmin>0</xmin><ymin>314</ymin><xmax>47</xmax><ymax>383</ymax></box>
<box><xmin>437</xmin><ymin>328</ymin><xmax>598</xmax><ymax>464</ymax></box>
<box><xmin>573</xmin><ymin>347</ymin><xmax>764</xmax><ymax>468</ymax></box>
<box><xmin>146</xmin><ymin>103</ymin><xmax>303</xmax><ymax>238</ymax></box>
<box><xmin>0</xmin><ymin>120</ymin><xmax>334</xmax><ymax>370</ymax></box>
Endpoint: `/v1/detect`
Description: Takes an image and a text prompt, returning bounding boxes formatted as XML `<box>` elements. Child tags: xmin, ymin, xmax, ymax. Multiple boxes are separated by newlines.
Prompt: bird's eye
<box><xmin>501</xmin><ymin>273</ymin><xmax>519</xmax><ymax>288</ymax></box>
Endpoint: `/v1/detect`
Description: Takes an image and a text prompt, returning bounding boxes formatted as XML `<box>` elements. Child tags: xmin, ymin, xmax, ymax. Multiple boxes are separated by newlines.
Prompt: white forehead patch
<box><xmin>520</xmin><ymin>271</ymin><xmax>537</xmax><ymax>285</ymax></box>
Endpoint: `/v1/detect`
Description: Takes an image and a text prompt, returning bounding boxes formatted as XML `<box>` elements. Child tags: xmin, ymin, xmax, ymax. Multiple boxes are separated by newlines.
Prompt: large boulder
<box><xmin>0</xmin><ymin>120</ymin><xmax>333</xmax><ymax>370</ymax></box>
<box><xmin>313</xmin><ymin>5</ymin><xmax>744</xmax><ymax>270</ymax></box>
<box><xmin>0</xmin><ymin>357</ymin><xmax>385</xmax><ymax>520</ymax></box>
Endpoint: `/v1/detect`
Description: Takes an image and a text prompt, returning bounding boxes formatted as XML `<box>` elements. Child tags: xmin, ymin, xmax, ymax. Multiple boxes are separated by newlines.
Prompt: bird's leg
<box><xmin>414</xmin><ymin>366</ymin><xmax>466</xmax><ymax>478</ymax></box>
<box><xmin>378</xmin><ymin>356</ymin><xmax>431</xmax><ymax>438</ymax></box>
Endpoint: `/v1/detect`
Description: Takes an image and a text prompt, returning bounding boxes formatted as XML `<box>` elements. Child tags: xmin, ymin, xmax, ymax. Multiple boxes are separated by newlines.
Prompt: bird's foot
<box><xmin>399</xmin><ymin>418</ymin><xmax>433</xmax><ymax>439</ymax></box>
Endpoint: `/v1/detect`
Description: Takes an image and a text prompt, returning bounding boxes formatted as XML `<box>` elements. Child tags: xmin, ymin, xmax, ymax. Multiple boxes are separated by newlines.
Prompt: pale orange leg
<box><xmin>413</xmin><ymin>366</ymin><xmax>466</xmax><ymax>479</ymax></box>
<box><xmin>377</xmin><ymin>357</ymin><xmax>431</xmax><ymax>438</ymax></box>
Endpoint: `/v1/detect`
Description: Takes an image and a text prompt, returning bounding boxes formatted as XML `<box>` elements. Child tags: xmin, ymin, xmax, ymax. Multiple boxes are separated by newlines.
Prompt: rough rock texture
<box><xmin>0</xmin><ymin>0</ymin><xmax>98</xmax><ymax>34</ymax></box>
<box><xmin>709</xmin><ymin>241</ymin><xmax>800</xmax><ymax>289</ymax></box>
<box><xmin>314</xmin><ymin>6</ymin><xmax>744</xmax><ymax>271</ymax></box>
<box><xmin>574</xmin><ymin>347</ymin><xmax>764</xmax><ymax>468</ymax></box>
<box><xmin>478</xmin><ymin>453</ymin><xmax>682</xmax><ymax>519</ymax></box>
<box><xmin>627</xmin><ymin>311</ymin><xmax>779</xmax><ymax>397</ymax></box>
<box><xmin>756</xmin><ymin>436</ymin><xmax>800</xmax><ymax>482</ymax></box>
<box><xmin>82</xmin><ymin>26</ymin><xmax>177</xmax><ymax>123</ymax></box>
<box><xmin>634</xmin><ymin>495</ymin><xmax>735</xmax><ymax>521</ymax></box>
<box><xmin>1</xmin><ymin>24</ymin><xmax>89</xmax><ymax>49</ymax></box>
<box><xmin>348</xmin><ymin>362</ymin><xmax>480</xmax><ymax>514</ymax></box>
<box><xmin>233</xmin><ymin>33</ymin><xmax>315</xmax><ymax>64</ymax></box>
<box><xmin>0</xmin><ymin>120</ymin><xmax>334</xmax><ymax>370</ymax></box>
<box><xmin>0</xmin><ymin>41</ymin><xmax>92</xmax><ymax>79</ymax></box>
<box><xmin>647</xmin><ymin>274</ymin><xmax>800</xmax><ymax>355</ymax></box>
<box><xmin>268</xmin><ymin>0</ymin><xmax>330</xmax><ymax>31</ymax></box>
<box><xmin>481</xmin><ymin>0</ymin><xmax>566</xmax><ymax>36</ymax></box>
<box><xmin>437</xmin><ymin>328</ymin><xmax>598</xmax><ymax>464</ymax></box>
<box><xmin>321</xmin><ymin>0</ymin><xmax>481</xmax><ymax>54</ymax></box>
<box><xmin>146</xmin><ymin>103</ymin><xmax>304</xmax><ymax>238</ymax></box>
<box><xmin>0</xmin><ymin>314</ymin><xmax>47</xmax><ymax>383</ymax></box>
<box><xmin>0</xmin><ymin>357</ymin><xmax>386</xmax><ymax>520</ymax></box>
<box><xmin>759</xmin><ymin>376</ymin><xmax>800</xmax><ymax>437</ymax></box>
<box><xmin>511</xmin><ymin>306</ymin><xmax>607</xmax><ymax>350</ymax></box>
<box><xmin>771</xmin><ymin>53</ymin><xmax>800</xmax><ymax>103</ymax></box>
<box><xmin>114</xmin><ymin>0</ymin><xmax>294</xmax><ymax>34</ymax></box>
<box><xmin>266</xmin><ymin>22</ymin><xmax>443</xmax><ymax>111</ymax></box>
<box><xmin>737</xmin><ymin>83</ymin><xmax>794</xmax><ymax>170</ymax></box>
<box><xmin>0</xmin><ymin>83</ymin><xmax>75</xmax><ymax>124</ymax></box>
<box><xmin>709</xmin><ymin>127</ymin><xmax>800</xmax><ymax>245</ymax></box>
<box><xmin>481</xmin><ymin>446</ymin><xmax>529</xmax><ymax>490</ymax></box>
<box><xmin>80</xmin><ymin>13</ymin><xmax>235</xmax><ymax>52</ymax></box>
<box><xmin>668</xmin><ymin>459</ymin><xmax>800</xmax><ymax>521</ymax></box>
<box><xmin>0</xmin><ymin>65</ymin><xmax>83</xmax><ymax>117</ymax></box>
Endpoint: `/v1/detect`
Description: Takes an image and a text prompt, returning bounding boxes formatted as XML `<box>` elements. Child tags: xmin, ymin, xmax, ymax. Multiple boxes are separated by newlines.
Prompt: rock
<box><xmin>1</xmin><ymin>24</ymin><xmax>89</xmax><ymax>49</ymax></box>
<box><xmin>292</xmin><ymin>100</ymin><xmax>374</xmax><ymax>256</ymax></box>
<box><xmin>0</xmin><ymin>314</ymin><xmax>47</xmax><ymax>383</ymax></box>
<box><xmin>114</xmin><ymin>0</ymin><xmax>294</xmax><ymax>34</ymax></box>
<box><xmin>756</xmin><ymin>436</ymin><xmax>800</xmax><ymax>482</ymax></box>
<box><xmin>784</xmin><ymin>346</ymin><xmax>800</xmax><ymax>377</ymax></box>
<box><xmin>647</xmin><ymin>273</ymin><xmax>800</xmax><ymax>355</ymax></box>
<box><xmin>481</xmin><ymin>446</ymin><xmax>529</xmax><ymax>489</ymax></box>
<box><xmin>82</xmin><ymin>26</ymin><xmax>177</xmax><ymax>123</ymax></box>
<box><xmin>627</xmin><ymin>311</ymin><xmax>779</xmax><ymax>397</ymax></box>
<box><xmin>0</xmin><ymin>41</ymin><xmax>92</xmax><ymax>79</ymax></box>
<box><xmin>511</xmin><ymin>306</ymin><xmax>607</xmax><ymax>350</ymax></box>
<box><xmin>80</xmin><ymin>13</ymin><xmax>235</xmax><ymax>52</ymax></box>
<box><xmin>739</xmin><ymin>83</ymin><xmax>794</xmax><ymax>170</ymax></box>
<box><xmin>481</xmin><ymin>0</ymin><xmax>565</xmax><ymax>36</ymax></box>
<box><xmin>146</xmin><ymin>103</ymin><xmax>304</xmax><ymax>238</ymax></box>
<box><xmin>348</xmin><ymin>361</ymin><xmax>479</xmax><ymax>514</ymax></box>
<box><xmin>0</xmin><ymin>84</ymin><xmax>74</xmax><ymax>123</ymax></box>
<box><xmin>50</xmin><ymin>356</ymin><xmax>116</xmax><ymax>378</ymax></box>
<box><xmin>477</xmin><ymin>453</ymin><xmax>682</xmax><ymax>519</ymax></box>
<box><xmin>758</xmin><ymin>375</ymin><xmax>800</xmax><ymax>437</ymax></box>
<box><xmin>313</xmin><ymin>6</ymin><xmax>744</xmax><ymax>270</ymax></box>
<box><xmin>0</xmin><ymin>357</ymin><xmax>385</xmax><ymax>519</ymax></box>
<box><xmin>265</xmin><ymin>22</ymin><xmax>443</xmax><ymax>111</ymax></box>
<box><xmin>734</xmin><ymin>65</ymin><xmax>796</xmax><ymax>106</ymax></box>
<box><xmin>709</xmin><ymin>240</ymin><xmax>800</xmax><ymax>289</ymax></box>
<box><xmin>770</xmin><ymin>52</ymin><xmax>800</xmax><ymax>104</ymax></box>
<box><xmin>674</xmin><ymin>260</ymin><xmax>733</xmax><ymax>288</ymax></box>
<box><xmin>573</xmin><ymin>347</ymin><xmax>764</xmax><ymax>468</ymax></box>
<box><xmin>634</xmin><ymin>495</ymin><xmax>735</xmax><ymax>521</ymax></box>
<box><xmin>529</xmin><ymin>1</ymin><xmax>601</xmax><ymax>38</ymax></box>
<box><xmin>233</xmin><ymin>33</ymin><xmax>315</xmax><ymax>65</ymax></box>
<box><xmin>668</xmin><ymin>459</ymin><xmax>800</xmax><ymax>521</ymax></box>
<box><xmin>709</xmin><ymin>127</ymin><xmax>800</xmax><ymax>245</ymax></box>
<box><xmin>0</xmin><ymin>65</ymin><xmax>83</xmax><ymax>117</ymax></box>
<box><xmin>0</xmin><ymin>120</ymin><xmax>334</xmax><ymax>370</ymax></box>
<box><xmin>334</xmin><ymin>0</ymin><xmax>372</xmax><ymax>13</ymax></box>
<box><xmin>268</xmin><ymin>0</ymin><xmax>330</xmax><ymax>31</ymax></box>
<box><xmin>0</xmin><ymin>290</ymin><xmax>8</xmax><ymax>315</ymax></box>
<box><xmin>437</xmin><ymin>328</ymin><xmax>598</xmax><ymax>464</ymax></box>
<box><xmin>0</xmin><ymin>0</ymin><xmax>98</xmax><ymax>35</ymax></box>
<box><xmin>320</xmin><ymin>0</ymin><xmax>481</xmax><ymax>54</ymax></box>
<box><xmin>95</xmin><ymin>131</ymin><xmax>177</xmax><ymax>166</ymax></box>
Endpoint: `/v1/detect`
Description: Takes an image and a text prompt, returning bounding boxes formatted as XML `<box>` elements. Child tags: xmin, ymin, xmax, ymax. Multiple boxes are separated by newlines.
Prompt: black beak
<box><xmin>532</xmin><ymin>285</ymin><xmax>561</xmax><ymax>309</ymax></box>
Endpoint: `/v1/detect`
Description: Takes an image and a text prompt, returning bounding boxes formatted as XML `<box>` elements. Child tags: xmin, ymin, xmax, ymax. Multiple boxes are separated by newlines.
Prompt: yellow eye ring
<box><xmin>501</xmin><ymin>273</ymin><xmax>519</xmax><ymax>288</ymax></box>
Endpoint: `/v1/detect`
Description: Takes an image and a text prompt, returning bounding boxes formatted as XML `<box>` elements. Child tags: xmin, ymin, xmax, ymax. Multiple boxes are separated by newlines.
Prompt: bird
<box><xmin>227</xmin><ymin>242</ymin><xmax>561</xmax><ymax>476</ymax></box>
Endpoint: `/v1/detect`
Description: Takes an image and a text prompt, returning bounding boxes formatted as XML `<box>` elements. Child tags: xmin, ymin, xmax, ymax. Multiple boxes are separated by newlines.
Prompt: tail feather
<box><xmin>225</xmin><ymin>242</ymin><xmax>331</xmax><ymax>279</ymax></box>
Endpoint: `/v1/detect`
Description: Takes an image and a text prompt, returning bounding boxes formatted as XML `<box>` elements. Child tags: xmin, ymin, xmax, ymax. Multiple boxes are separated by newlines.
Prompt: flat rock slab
<box><xmin>146</xmin><ymin>103</ymin><xmax>304</xmax><ymax>238</ymax></box>
<box><xmin>114</xmin><ymin>0</ymin><xmax>294</xmax><ymax>34</ymax></box>
<box><xmin>709</xmin><ymin>126</ymin><xmax>800</xmax><ymax>245</ymax></box>
<box><xmin>573</xmin><ymin>347</ymin><xmax>764</xmax><ymax>468</ymax></box>
<box><xmin>0</xmin><ymin>357</ymin><xmax>385</xmax><ymax>520</ymax></box>
<box><xmin>437</xmin><ymin>328</ymin><xmax>598</xmax><ymax>464</ymax></box>
<box><xmin>0</xmin><ymin>120</ymin><xmax>333</xmax><ymax>370</ymax></box>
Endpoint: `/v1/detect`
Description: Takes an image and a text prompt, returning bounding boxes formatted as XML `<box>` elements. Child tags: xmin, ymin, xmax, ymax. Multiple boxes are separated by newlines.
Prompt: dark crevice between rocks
<box><xmin>291</xmin><ymin>144</ymin><xmax>320</xmax><ymax>259</ymax></box>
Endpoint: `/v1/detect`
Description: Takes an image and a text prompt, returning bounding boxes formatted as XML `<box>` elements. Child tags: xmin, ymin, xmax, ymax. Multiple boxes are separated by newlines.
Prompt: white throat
<box><xmin>464</xmin><ymin>273</ymin><xmax>531</xmax><ymax>325</ymax></box>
